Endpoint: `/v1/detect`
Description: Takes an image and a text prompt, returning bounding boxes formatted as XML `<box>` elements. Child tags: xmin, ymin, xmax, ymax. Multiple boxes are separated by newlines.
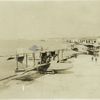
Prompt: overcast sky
<box><xmin>0</xmin><ymin>1</ymin><xmax>100</xmax><ymax>40</ymax></box>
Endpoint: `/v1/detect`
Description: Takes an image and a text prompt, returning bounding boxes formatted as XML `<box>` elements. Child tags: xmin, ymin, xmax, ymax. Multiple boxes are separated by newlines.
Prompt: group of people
<box><xmin>40</xmin><ymin>51</ymin><xmax>57</xmax><ymax>64</ymax></box>
<box><xmin>91</xmin><ymin>50</ymin><xmax>99</xmax><ymax>62</ymax></box>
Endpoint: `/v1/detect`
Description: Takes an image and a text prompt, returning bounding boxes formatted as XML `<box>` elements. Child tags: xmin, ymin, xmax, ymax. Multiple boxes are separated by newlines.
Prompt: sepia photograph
<box><xmin>0</xmin><ymin>0</ymin><xmax>100</xmax><ymax>99</ymax></box>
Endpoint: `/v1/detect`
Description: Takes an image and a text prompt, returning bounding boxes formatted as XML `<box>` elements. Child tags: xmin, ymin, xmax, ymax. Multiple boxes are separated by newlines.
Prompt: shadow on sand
<box><xmin>16</xmin><ymin>70</ymin><xmax>74</xmax><ymax>82</ymax></box>
<box><xmin>0</xmin><ymin>69</ymin><xmax>73</xmax><ymax>91</ymax></box>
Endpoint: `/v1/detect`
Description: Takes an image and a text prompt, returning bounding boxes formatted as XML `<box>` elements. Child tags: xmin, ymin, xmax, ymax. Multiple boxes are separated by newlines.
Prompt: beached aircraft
<box><xmin>8</xmin><ymin>51</ymin><xmax>72</xmax><ymax>74</ymax></box>
<box><xmin>1</xmin><ymin>45</ymin><xmax>75</xmax><ymax>81</ymax></box>
<box><xmin>0</xmin><ymin>51</ymin><xmax>73</xmax><ymax>82</ymax></box>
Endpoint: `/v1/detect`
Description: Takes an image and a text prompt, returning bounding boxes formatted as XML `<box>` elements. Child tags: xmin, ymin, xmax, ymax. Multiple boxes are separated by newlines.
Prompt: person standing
<box><xmin>91</xmin><ymin>56</ymin><xmax>94</xmax><ymax>61</ymax></box>
<box><xmin>95</xmin><ymin>57</ymin><xmax>97</xmax><ymax>62</ymax></box>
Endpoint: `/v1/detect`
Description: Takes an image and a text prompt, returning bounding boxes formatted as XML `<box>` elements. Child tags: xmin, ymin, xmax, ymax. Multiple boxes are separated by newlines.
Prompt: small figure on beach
<box><xmin>95</xmin><ymin>57</ymin><xmax>97</xmax><ymax>62</ymax></box>
<box><xmin>91</xmin><ymin>56</ymin><xmax>94</xmax><ymax>61</ymax></box>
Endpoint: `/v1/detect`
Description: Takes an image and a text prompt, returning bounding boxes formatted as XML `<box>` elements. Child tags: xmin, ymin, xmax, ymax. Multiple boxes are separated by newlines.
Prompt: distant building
<box><xmin>78</xmin><ymin>38</ymin><xmax>96</xmax><ymax>44</ymax></box>
<box><xmin>65</xmin><ymin>37</ymin><xmax>97</xmax><ymax>44</ymax></box>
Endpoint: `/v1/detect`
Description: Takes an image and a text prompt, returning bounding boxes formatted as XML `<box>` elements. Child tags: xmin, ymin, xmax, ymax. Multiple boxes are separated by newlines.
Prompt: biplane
<box><xmin>0</xmin><ymin>45</ymin><xmax>75</xmax><ymax>82</ymax></box>
<box><xmin>7</xmin><ymin>49</ymin><xmax>73</xmax><ymax>74</ymax></box>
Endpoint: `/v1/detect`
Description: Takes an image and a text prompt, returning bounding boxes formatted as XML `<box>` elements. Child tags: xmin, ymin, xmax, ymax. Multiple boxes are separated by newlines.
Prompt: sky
<box><xmin>0</xmin><ymin>1</ymin><xmax>100</xmax><ymax>40</ymax></box>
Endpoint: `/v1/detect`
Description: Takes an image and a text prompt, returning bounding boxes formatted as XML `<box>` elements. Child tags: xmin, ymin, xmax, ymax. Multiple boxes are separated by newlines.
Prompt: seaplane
<box><xmin>0</xmin><ymin>45</ymin><xmax>73</xmax><ymax>82</ymax></box>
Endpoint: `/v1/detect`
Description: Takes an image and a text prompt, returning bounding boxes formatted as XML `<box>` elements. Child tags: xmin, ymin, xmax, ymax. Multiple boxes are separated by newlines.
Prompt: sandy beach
<box><xmin>0</xmin><ymin>51</ymin><xmax>100</xmax><ymax>98</ymax></box>
<box><xmin>0</xmin><ymin>1</ymin><xmax>100</xmax><ymax>99</ymax></box>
